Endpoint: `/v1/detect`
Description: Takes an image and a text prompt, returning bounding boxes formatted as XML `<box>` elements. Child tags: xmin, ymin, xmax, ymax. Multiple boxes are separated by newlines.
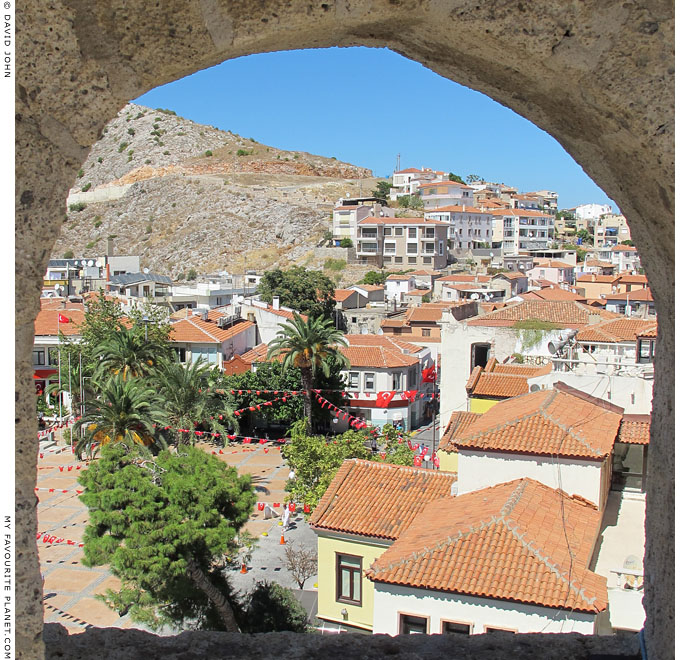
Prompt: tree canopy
<box><xmin>79</xmin><ymin>440</ymin><xmax>255</xmax><ymax>631</ymax></box>
<box><xmin>448</xmin><ymin>172</ymin><xmax>467</xmax><ymax>184</ymax></box>
<box><xmin>396</xmin><ymin>194</ymin><xmax>423</xmax><ymax>210</ymax></box>
<box><xmin>257</xmin><ymin>266</ymin><xmax>336</xmax><ymax>319</ymax></box>
<box><xmin>371</xmin><ymin>180</ymin><xmax>392</xmax><ymax>200</ymax></box>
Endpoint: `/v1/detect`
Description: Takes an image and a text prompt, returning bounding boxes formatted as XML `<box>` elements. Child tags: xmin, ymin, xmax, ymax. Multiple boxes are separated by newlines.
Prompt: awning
<box><xmin>33</xmin><ymin>369</ymin><xmax>57</xmax><ymax>379</ymax></box>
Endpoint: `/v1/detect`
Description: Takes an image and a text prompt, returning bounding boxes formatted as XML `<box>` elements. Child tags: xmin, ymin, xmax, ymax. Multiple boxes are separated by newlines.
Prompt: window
<box><xmin>485</xmin><ymin>627</ymin><xmax>516</xmax><ymax>634</ymax></box>
<box><xmin>364</xmin><ymin>373</ymin><xmax>375</xmax><ymax>390</ymax></box>
<box><xmin>407</xmin><ymin>257</ymin><xmax>417</xmax><ymax>264</ymax></box>
<box><xmin>439</xmin><ymin>240</ymin><xmax>444</xmax><ymax>255</ymax></box>
<box><xmin>442</xmin><ymin>621</ymin><xmax>472</xmax><ymax>634</ymax></box>
<box><xmin>409</xmin><ymin>369</ymin><xmax>416</xmax><ymax>388</ymax></box>
<box><xmin>33</xmin><ymin>350</ymin><xmax>45</xmax><ymax>365</ymax></box>
<box><xmin>400</xmin><ymin>614</ymin><xmax>428</xmax><ymax>635</ymax></box>
<box><xmin>423</xmin><ymin>257</ymin><xmax>432</xmax><ymax>264</ymax></box>
<box><xmin>48</xmin><ymin>348</ymin><xmax>59</xmax><ymax>366</ymax></box>
<box><xmin>383</xmin><ymin>256</ymin><xmax>392</xmax><ymax>263</ymax></box>
<box><xmin>394</xmin><ymin>227</ymin><xmax>403</xmax><ymax>236</ymax></box>
<box><xmin>471</xmin><ymin>343</ymin><xmax>491</xmax><ymax>370</ymax></box>
<box><xmin>422</xmin><ymin>328</ymin><xmax>431</xmax><ymax>337</ymax></box>
<box><xmin>349</xmin><ymin>372</ymin><xmax>360</xmax><ymax>388</ymax></box>
<box><xmin>174</xmin><ymin>347</ymin><xmax>187</xmax><ymax>362</ymax></box>
<box><xmin>408</xmin><ymin>227</ymin><xmax>417</xmax><ymax>238</ymax></box>
<box><xmin>406</xmin><ymin>243</ymin><xmax>417</xmax><ymax>254</ymax></box>
<box><xmin>384</xmin><ymin>227</ymin><xmax>392</xmax><ymax>236</ymax></box>
<box><xmin>392</xmin><ymin>372</ymin><xmax>402</xmax><ymax>390</ymax></box>
<box><xmin>384</xmin><ymin>242</ymin><xmax>396</xmax><ymax>254</ymax></box>
<box><xmin>395</xmin><ymin>256</ymin><xmax>403</xmax><ymax>264</ymax></box>
<box><xmin>336</xmin><ymin>554</ymin><xmax>362</xmax><ymax>605</ymax></box>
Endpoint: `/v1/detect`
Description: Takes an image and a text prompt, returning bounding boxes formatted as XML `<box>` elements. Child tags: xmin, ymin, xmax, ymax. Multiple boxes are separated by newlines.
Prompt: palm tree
<box><xmin>93</xmin><ymin>328</ymin><xmax>170</xmax><ymax>383</ymax></box>
<box><xmin>76</xmin><ymin>376</ymin><xmax>167</xmax><ymax>458</ymax></box>
<box><xmin>153</xmin><ymin>358</ymin><xmax>239</xmax><ymax>446</ymax></box>
<box><xmin>266</xmin><ymin>313</ymin><xmax>349</xmax><ymax>435</ymax></box>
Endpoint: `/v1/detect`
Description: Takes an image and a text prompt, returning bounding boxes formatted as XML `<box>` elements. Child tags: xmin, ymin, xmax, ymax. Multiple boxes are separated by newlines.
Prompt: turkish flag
<box><xmin>413</xmin><ymin>455</ymin><xmax>422</xmax><ymax>467</ymax></box>
<box><xmin>422</xmin><ymin>365</ymin><xmax>437</xmax><ymax>383</ymax></box>
<box><xmin>401</xmin><ymin>390</ymin><xmax>418</xmax><ymax>402</ymax></box>
<box><xmin>376</xmin><ymin>391</ymin><xmax>395</xmax><ymax>407</ymax></box>
<box><xmin>58</xmin><ymin>313</ymin><xmax>70</xmax><ymax>324</ymax></box>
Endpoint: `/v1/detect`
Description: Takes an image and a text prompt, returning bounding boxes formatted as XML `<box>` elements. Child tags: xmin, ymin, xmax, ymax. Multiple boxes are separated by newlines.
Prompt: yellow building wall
<box><xmin>469</xmin><ymin>397</ymin><xmax>500</xmax><ymax>414</ymax></box>
<box><xmin>437</xmin><ymin>449</ymin><xmax>457</xmax><ymax>473</ymax></box>
<box><xmin>316</xmin><ymin>534</ymin><xmax>390</xmax><ymax>631</ymax></box>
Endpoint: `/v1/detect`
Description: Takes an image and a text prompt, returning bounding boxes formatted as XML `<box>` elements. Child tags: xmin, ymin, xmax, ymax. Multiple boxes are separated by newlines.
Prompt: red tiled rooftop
<box><xmin>467</xmin><ymin>300</ymin><xmax>621</xmax><ymax>328</ymax></box>
<box><xmin>577</xmin><ymin>273</ymin><xmax>617</xmax><ymax>283</ymax></box>
<box><xmin>334</xmin><ymin>289</ymin><xmax>357</xmax><ymax>302</ymax></box>
<box><xmin>532</xmin><ymin>260</ymin><xmax>575</xmax><ymax>269</ymax></box>
<box><xmin>519</xmin><ymin>288</ymin><xmax>586</xmax><ymax>302</ymax></box>
<box><xmin>310</xmin><ymin>459</ymin><xmax>457</xmax><ymax>540</ymax></box>
<box><xmin>605</xmin><ymin>289</ymin><xmax>654</xmax><ymax>302</ymax></box>
<box><xmin>170</xmin><ymin>316</ymin><xmax>255</xmax><ymax>344</ymax></box>
<box><xmin>440</xmin><ymin>386</ymin><xmax>622</xmax><ymax>459</ymax></box>
<box><xmin>465</xmin><ymin>358</ymin><xmax>553</xmax><ymax>399</ymax></box>
<box><xmin>576</xmin><ymin>318</ymin><xmax>657</xmax><ymax>343</ymax></box>
<box><xmin>34</xmin><ymin>308</ymin><xmax>86</xmax><ymax>337</ymax></box>
<box><xmin>344</xmin><ymin>334</ymin><xmax>423</xmax><ymax>354</ymax></box>
<box><xmin>617</xmin><ymin>415</ymin><xmax>651</xmax><ymax>445</ymax></box>
<box><xmin>367</xmin><ymin>478</ymin><xmax>607</xmax><ymax>614</ymax></box>
<box><xmin>339</xmin><ymin>345</ymin><xmax>418</xmax><ymax>369</ymax></box>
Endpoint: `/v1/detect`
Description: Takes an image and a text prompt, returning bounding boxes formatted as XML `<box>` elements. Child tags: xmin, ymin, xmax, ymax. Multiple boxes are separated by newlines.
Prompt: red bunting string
<box><xmin>36</xmin><ymin>532</ymin><xmax>84</xmax><ymax>547</ymax></box>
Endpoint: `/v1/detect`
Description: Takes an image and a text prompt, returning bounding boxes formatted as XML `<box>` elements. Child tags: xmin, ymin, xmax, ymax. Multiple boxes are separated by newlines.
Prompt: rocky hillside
<box><xmin>55</xmin><ymin>103</ymin><xmax>380</xmax><ymax>277</ymax></box>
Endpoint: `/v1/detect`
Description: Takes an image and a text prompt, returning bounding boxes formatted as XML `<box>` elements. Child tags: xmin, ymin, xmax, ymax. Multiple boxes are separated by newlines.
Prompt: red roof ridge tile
<box><xmin>552</xmin><ymin>381</ymin><xmax>625</xmax><ymax>414</ymax></box>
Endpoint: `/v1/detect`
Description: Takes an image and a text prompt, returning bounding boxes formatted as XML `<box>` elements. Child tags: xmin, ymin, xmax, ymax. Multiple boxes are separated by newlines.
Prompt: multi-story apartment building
<box><xmin>490</xmin><ymin>209</ymin><xmax>555</xmax><ymax>254</ymax></box>
<box><xmin>593</xmin><ymin>213</ymin><xmax>632</xmax><ymax>247</ymax></box>
<box><xmin>424</xmin><ymin>205</ymin><xmax>493</xmax><ymax>251</ymax></box>
<box><xmin>355</xmin><ymin>216</ymin><xmax>451</xmax><ymax>269</ymax></box>
<box><xmin>332</xmin><ymin>199</ymin><xmax>395</xmax><ymax>243</ymax></box>
<box><xmin>389</xmin><ymin>167</ymin><xmax>447</xmax><ymax>201</ymax></box>
<box><xmin>418</xmin><ymin>180</ymin><xmax>475</xmax><ymax>210</ymax></box>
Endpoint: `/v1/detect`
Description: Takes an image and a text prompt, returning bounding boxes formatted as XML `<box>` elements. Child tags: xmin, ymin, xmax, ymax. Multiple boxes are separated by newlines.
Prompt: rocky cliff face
<box><xmin>55</xmin><ymin>103</ymin><xmax>377</xmax><ymax>276</ymax></box>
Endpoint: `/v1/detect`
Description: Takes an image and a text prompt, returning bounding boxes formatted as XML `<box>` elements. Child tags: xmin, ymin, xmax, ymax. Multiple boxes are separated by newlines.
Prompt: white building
<box><xmin>575</xmin><ymin>203</ymin><xmax>614</xmax><ymax>221</ymax></box>
<box><xmin>389</xmin><ymin>167</ymin><xmax>447</xmax><ymax>201</ymax></box>
<box><xmin>418</xmin><ymin>180</ymin><xmax>474</xmax><ymax>210</ymax></box>
<box><xmin>424</xmin><ymin>205</ymin><xmax>493</xmax><ymax>251</ymax></box>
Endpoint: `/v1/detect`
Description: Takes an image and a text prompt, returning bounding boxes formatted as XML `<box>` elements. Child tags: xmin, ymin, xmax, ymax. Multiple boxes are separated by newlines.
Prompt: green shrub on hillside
<box><xmin>69</xmin><ymin>202</ymin><xmax>87</xmax><ymax>212</ymax></box>
<box><xmin>81</xmin><ymin>183</ymin><xmax>91</xmax><ymax>192</ymax></box>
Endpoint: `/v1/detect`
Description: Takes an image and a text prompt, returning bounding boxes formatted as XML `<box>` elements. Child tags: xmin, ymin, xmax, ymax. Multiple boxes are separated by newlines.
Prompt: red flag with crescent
<box><xmin>376</xmin><ymin>391</ymin><xmax>395</xmax><ymax>407</ymax></box>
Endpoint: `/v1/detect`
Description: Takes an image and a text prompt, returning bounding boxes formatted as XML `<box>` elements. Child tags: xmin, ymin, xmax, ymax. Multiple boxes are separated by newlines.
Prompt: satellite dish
<box><xmin>470</xmin><ymin>293</ymin><xmax>480</xmax><ymax>300</ymax></box>
<box><xmin>530</xmin><ymin>384</ymin><xmax>541</xmax><ymax>393</ymax></box>
<box><xmin>54</xmin><ymin>283</ymin><xmax>61</xmax><ymax>291</ymax></box>
<box><xmin>345</xmin><ymin>193</ymin><xmax>350</xmax><ymax>198</ymax></box>
<box><xmin>81</xmin><ymin>260</ymin><xmax>87</xmax><ymax>266</ymax></box>
<box><xmin>143</xmin><ymin>267</ymin><xmax>150</xmax><ymax>274</ymax></box>
<box><xmin>87</xmin><ymin>260</ymin><xmax>94</xmax><ymax>267</ymax></box>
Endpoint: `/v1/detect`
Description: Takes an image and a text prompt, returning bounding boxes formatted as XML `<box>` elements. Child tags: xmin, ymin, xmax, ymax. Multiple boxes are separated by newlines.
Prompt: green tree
<box><xmin>359</xmin><ymin>270</ymin><xmax>386</xmax><ymax>286</ymax></box>
<box><xmin>79</xmin><ymin>440</ymin><xmax>255</xmax><ymax>631</ymax></box>
<box><xmin>448</xmin><ymin>172</ymin><xmax>467</xmax><ymax>184</ymax></box>
<box><xmin>576</xmin><ymin>228</ymin><xmax>593</xmax><ymax>244</ymax></box>
<box><xmin>154</xmin><ymin>359</ymin><xmax>238</xmax><ymax>445</ymax></box>
<box><xmin>397</xmin><ymin>194</ymin><xmax>423</xmax><ymax>210</ymax></box>
<box><xmin>240</xmin><ymin>581</ymin><xmax>309</xmax><ymax>633</ymax></box>
<box><xmin>187</xmin><ymin>269</ymin><xmax>198</xmax><ymax>281</ymax></box>
<box><xmin>283</xmin><ymin>422</ymin><xmax>413</xmax><ymax>509</ymax></box>
<box><xmin>621</xmin><ymin>239</ymin><xmax>635</xmax><ymax>246</ymax></box>
<box><xmin>372</xmin><ymin>180</ymin><xmax>393</xmax><ymax>200</ymax></box>
<box><xmin>93</xmin><ymin>327</ymin><xmax>170</xmax><ymax>383</ymax></box>
<box><xmin>267</xmin><ymin>314</ymin><xmax>349</xmax><ymax>435</ymax></box>
<box><xmin>257</xmin><ymin>266</ymin><xmax>337</xmax><ymax>319</ymax></box>
<box><xmin>466</xmin><ymin>174</ymin><xmax>481</xmax><ymax>183</ymax></box>
<box><xmin>562</xmin><ymin>243</ymin><xmax>588</xmax><ymax>262</ymax></box>
<box><xmin>339</xmin><ymin>238</ymin><xmax>353</xmax><ymax>248</ymax></box>
<box><xmin>76</xmin><ymin>376</ymin><xmax>168</xmax><ymax>457</ymax></box>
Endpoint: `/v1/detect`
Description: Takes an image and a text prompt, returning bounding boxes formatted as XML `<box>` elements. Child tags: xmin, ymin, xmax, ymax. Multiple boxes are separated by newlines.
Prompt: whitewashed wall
<box><xmin>456</xmin><ymin>450</ymin><xmax>603</xmax><ymax>508</ymax></box>
<box><xmin>372</xmin><ymin>582</ymin><xmax>597</xmax><ymax>635</ymax></box>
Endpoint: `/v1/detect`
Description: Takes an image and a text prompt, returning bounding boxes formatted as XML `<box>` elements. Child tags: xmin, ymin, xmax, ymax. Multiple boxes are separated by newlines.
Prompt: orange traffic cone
<box><xmin>240</xmin><ymin>562</ymin><xmax>247</xmax><ymax>574</ymax></box>
<box><xmin>280</xmin><ymin>532</ymin><xmax>286</xmax><ymax>545</ymax></box>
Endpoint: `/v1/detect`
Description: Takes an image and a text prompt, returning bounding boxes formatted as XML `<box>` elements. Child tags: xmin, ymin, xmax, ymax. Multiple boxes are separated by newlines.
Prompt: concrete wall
<box><xmin>66</xmin><ymin>184</ymin><xmax>133</xmax><ymax>204</ymax></box>
<box><xmin>372</xmin><ymin>582</ymin><xmax>597</xmax><ymax>635</ymax></box>
<box><xmin>16</xmin><ymin>1</ymin><xmax>673</xmax><ymax>658</ymax></box>
<box><xmin>316</xmin><ymin>533</ymin><xmax>390</xmax><ymax>632</ymax></box>
<box><xmin>457</xmin><ymin>450</ymin><xmax>605</xmax><ymax>510</ymax></box>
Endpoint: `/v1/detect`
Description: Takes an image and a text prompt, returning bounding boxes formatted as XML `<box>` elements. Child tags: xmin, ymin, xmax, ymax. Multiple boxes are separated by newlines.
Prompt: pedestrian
<box><xmin>282</xmin><ymin>506</ymin><xmax>291</xmax><ymax>530</ymax></box>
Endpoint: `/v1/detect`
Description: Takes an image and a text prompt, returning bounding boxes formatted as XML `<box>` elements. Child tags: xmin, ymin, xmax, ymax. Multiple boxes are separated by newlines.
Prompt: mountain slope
<box><xmin>55</xmin><ymin>103</ymin><xmax>378</xmax><ymax>277</ymax></box>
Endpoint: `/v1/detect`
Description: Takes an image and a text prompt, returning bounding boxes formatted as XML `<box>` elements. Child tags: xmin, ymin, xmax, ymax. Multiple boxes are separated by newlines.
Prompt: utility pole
<box><xmin>396</xmin><ymin>153</ymin><xmax>401</xmax><ymax>173</ymax></box>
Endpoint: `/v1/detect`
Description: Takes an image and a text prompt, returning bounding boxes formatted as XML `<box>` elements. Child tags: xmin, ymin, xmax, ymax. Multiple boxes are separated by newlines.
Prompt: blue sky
<box><xmin>135</xmin><ymin>47</ymin><xmax>618</xmax><ymax>211</ymax></box>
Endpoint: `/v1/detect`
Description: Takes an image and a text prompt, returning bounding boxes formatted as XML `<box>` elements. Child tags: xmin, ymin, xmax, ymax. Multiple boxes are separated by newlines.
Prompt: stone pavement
<box><xmin>37</xmin><ymin>437</ymin><xmax>305</xmax><ymax>635</ymax></box>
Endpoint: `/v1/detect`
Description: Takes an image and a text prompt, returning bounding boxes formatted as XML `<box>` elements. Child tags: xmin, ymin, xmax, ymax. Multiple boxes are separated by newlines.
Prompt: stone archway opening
<box><xmin>17</xmin><ymin>3</ymin><xmax>673</xmax><ymax>658</ymax></box>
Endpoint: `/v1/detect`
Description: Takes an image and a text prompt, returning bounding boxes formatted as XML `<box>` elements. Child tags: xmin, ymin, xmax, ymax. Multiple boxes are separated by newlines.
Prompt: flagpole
<box><xmin>57</xmin><ymin>310</ymin><xmax>62</xmax><ymax>422</ymax></box>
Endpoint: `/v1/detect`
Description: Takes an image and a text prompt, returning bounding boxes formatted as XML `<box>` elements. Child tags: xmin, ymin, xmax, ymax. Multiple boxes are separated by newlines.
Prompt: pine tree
<box><xmin>78</xmin><ymin>440</ymin><xmax>255</xmax><ymax>631</ymax></box>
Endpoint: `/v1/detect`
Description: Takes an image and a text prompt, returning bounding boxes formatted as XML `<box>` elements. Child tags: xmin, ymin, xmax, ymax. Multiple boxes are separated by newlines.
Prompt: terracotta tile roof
<box><xmin>467</xmin><ymin>300</ymin><xmax>621</xmax><ymax>328</ymax></box>
<box><xmin>493</xmin><ymin>271</ymin><xmax>528</xmax><ymax>280</ymax></box>
<box><xmin>170</xmin><ymin>315</ymin><xmax>255</xmax><ymax>344</ymax></box>
<box><xmin>310</xmin><ymin>459</ymin><xmax>457</xmax><ymax>540</ymax></box>
<box><xmin>239</xmin><ymin>343</ymin><xmax>270</xmax><ymax>363</ymax></box>
<box><xmin>465</xmin><ymin>359</ymin><xmax>553</xmax><ymax>399</ymax></box>
<box><xmin>532</xmin><ymin>260</ymin><xmax>574</xmax><ymax>269</ymax></box>
<box><xmin>408</xmin><ymin>269</ymin><xmax>441</xmax><ymax>276</ymax></box>
<box><xmin>637</xmin><ymin>326</ymin><xmax>657</xmax><ymax>338</ymax></box>
<box><xmin>344</xmin><ymin>334</ymin><xmax>423</xmax><ymax>354</ymax></box>
<box><xmin>34</xmin><ymin>308</ymin><xmax>85</xmax><ymax>337</ymax></box>
<box><xmin>583</xmin><ymin>260</ymin><xmax>615</xmax><ymax>268</ymax></box>
<box><xmin>519</xmin><ymin>288</ymin><xmax>586</xmax><ymax>302</ymax></box>
<box><xmin>405</xmin><ymin>288</ymin><xmax>432</xmax><ymax>296</ymax></box>
<box><xmin>367</xmin><ymin>478</ymin><xmax>607</xmax><ymax>614</ymax></box>
<box><xmin>576</xmin><ymin>318</ymin><xmax>657</xmax><ymax>343</ymax></box>
<box><xmin>407</xmin><ymin>306</ymin><xmax>443</xmax><ymax>323</ymax></box>
<box><xmin>612</xmin><ymin>274</ymin><xmax>648</xmax><ymax>285</ymax></box>
<box><xmin>440</xmin><ymin>387</ymin><xmax>621</xmax><ymax>459</ymax></box>
<box><xmin>440</xmin><ymin>411</ymin><xmax>483</xmax><ymax>450</ymax></box>
<box><xmin>353</xmin><ymin>284</ymin><xmax>384</xmax><ymax>291</ymax></box>
<box><xmin>386</xmin><ymin>274</ymin><xmax>411</xmax><ymax>281</ymax></box>
<box><xmin>334</xmin><ymin>289</ymin><xmax>357</xmax><ymax>303</ymax></box>
<box><xmin>611</xmin><ymin>245</ymin><xmax>637</xmax><ymax>252</ymax></box>
<box><xmin>40</xmin><ymin>298</ymin><xmax>86</xmax><ymax>311</ymax></box>
<box><xmin>605</xmin><ymin>289</ymin><xmax>654</xmax><ymax>302</ymax></box>
<box><xmin>489</xmin><ymin>208</ymin><xmax>551</xmax><ymax>218</ymax></box>
<box><xmin>339</xmin><ymin>345</ymin><xmax>418</xmax><ymax>368</ymax></box>
<box><xmin>380</xmin><ymin>318</ymin><xmax>406</xmax><ymax>328</ymax></box>
<box><xmin>395</xmin><ymin>167</ymin><xmax>424</xmax><ymax>174</ymax></box>
<box><xmin>617</xmin><ymin>414</ymin><xmax>651</xmax><ymax>445</ymax></box>
<box><xmin>418</xmin><ymin>181</ymin><xmax>472</xmax><ymax>189</ymax></box>
<box><xmin>577</xmin><ymin>273</ymin><xmax>617</xmax><ymax>283</ymax></box>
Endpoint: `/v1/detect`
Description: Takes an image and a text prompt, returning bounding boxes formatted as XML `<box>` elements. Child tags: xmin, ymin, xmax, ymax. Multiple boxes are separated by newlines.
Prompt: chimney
<box><xmin>273</xmin><ymin>296</ymin><xmax>280</xmax><ymax>310</ymax></box>
<box><xmin>106</xmin><ymin>237</ymin><xmax>114</xmax><ymax>257</ymax></box>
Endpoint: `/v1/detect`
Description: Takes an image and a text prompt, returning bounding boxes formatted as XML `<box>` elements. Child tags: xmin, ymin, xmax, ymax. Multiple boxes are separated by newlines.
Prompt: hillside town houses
<box><xmin>39</xmin><ymin>163</ymin><xmax>649</xmax><ymax>639</ymax></box>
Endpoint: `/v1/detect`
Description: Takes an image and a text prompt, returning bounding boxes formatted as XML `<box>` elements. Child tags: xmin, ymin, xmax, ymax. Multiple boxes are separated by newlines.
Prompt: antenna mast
<box><xmin>396</xmin><ymin>153</ymin><xmax>401</xmax><ymax>172</ymax></box>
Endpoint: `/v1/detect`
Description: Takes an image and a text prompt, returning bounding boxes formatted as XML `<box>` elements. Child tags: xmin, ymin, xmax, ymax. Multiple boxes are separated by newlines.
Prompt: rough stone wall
<box><xmin>17</xmin><ymin>2</ymin><xmax>672</xmax><ymax>659</ymax></box>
